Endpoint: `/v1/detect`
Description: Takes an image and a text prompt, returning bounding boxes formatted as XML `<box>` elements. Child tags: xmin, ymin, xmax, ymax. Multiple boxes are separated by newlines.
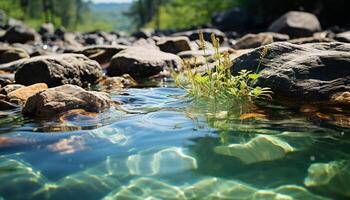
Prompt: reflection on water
<box><xmin>0</xmin><ymin>83</ymin><xmax>349</xmax><ymax>199</ymax></box>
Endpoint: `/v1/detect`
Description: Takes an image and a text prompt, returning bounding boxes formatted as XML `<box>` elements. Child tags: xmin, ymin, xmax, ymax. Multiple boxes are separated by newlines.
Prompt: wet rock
<box><xmin>231</xmin><ymin>42</ymin><xmax>350</xmax><ymax>102</ymax></box>
<box><xmin>0</xmin><ymin>84</ymin><xmax>24</xmax><ymax>95</ymax></box>
<box><xmin>7</xmin><ymin>83</ymin><xmax>48</xmax><ymax>104</ymax></box>
<box><xmin>330</xmin><ymin>92</ymin><xmax>350</xmax><ymax>107</ymax></box>
<box><xmin>76</xmin><ymin>44</ymin><xmax>128</xmax><ymax>65</ymax></box>
<box><xmin>107</xmin><ymin>47</ymin><xmax>182</xmax><ymax>78</ymax></box>
<box><xmin>155</xmin><ymin>36</ymin><xmax>192</xmax><ymax>54</ymax></box>
<box><xmin>15</xmin><ymin>54</ymin><xmax>103</xmax><ymax>87</ymax></box>
<box><xmin>335</xmin><ymin>31</ymin><xmax>350</xmax><ymax>43</ymax></box>
<box><xmin>0</xmin><ymin>47</ymin><xmax>29</xmax><ymax>64</ymax></box>
<box><xmin>233</xmin><ymin>33</ymin><xmax>274</xmax><ymax>49</ymax></box>
<box><xmin>304</xmin><ymin>160</ymin><xmax>350</xmax><ymax>198</ymax></box>
<box><xmin>2</xmin><ymin>24</ymin><xmax>38</xmax><ymax>44</ymax></box>
<box><xmin>172</xmin><ymin>28</ymin><xmax>226</xmax><ymax>44</ymax></box>
<box><xmin>23</xmin><ymin>84</ymin><xmax>113</xmax><ymax>118</ymax></box>
<box><xmin>267</xmin><ymin>11</ymin><xmax>322</xmax><ymax>38</ymax></box>
<box><xmin>214</xmin><ymin>135</ymin><xmax>294</xmax><ymax>164</ymax></box>
<box><xmin>0</xmin><ymin>99</ymin><xmax>18</xmax><ymax>110</ymax></box>
<box><xmin>97</xmin><ymin>75</ymin><xmax>137</xmax><ymax>90</ymax></box>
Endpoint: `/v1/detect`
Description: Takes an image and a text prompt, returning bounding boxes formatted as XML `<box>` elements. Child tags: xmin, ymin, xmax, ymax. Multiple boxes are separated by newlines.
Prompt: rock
<box><xmin>7</xmin><ymin>83</ymin><xmax>48</xmax><ymax>104</ymax></box>
<box><xmin>107</xmin><ymin>47</ymin><xmax>182</xmax><ymax>78</ymax></box>
<box><xmin>231</xmin><ymin>42</ymin><xmax>350</xmax><ymax>102</ymax></box>
<box><xmin>304</xmin><ymin>160</ymin><xmax>350</xmax><ymax>198</ymax></box>
<box><xmin>15</xmin><ymin>54</ymin><xmax>103</xmax><ymax>87</ymax></box>
<box><xmin>172</xmin><ymin>28</ymin><xmax>226</xmax><ymax>44</ymax></box>
<box><xmin>76</xmin><ymin>45</ymin><xmax>128</xmax><ymax>65</ymax></box>
<box><xmin>335</xmin><ymin>31</ymin><xmax>350</xmax><ymax>43</ymax></box>
<box><xmin>0</xmin><ymin>84</ymin><xmax>24</xmax><ymax>95</ymax></box>
<box><xmin>155</xmin><ymin>36</ymin><xmax>192</xmax><ymax>54</ymax></box>
<box><xmin>2</xmin><ymin>25</ymin><xmax>38</xmax><ymax>44</ymax></box>
<box><xmin>0</xmin><ymin>47</ymin><xmax>30</xmax><ymax>64</ymax></box>
<box><xmin>132</xmin><ymin>28</ymin><xmax>154</xmax><ymax>39</ymax></box>
<box><xmin>287</xmin><ymin>36</ymin><xmax>335</xmax><ymax>45</ymax></box>
<box><xmin>97</xmin><ymin>75</ymin><xmax>137</xmax><ymax>90</ymax></box>
<box><xmin>267</xmin><ymin>32</ymin><xmax>291</xmax><ymax>41</ymax></box>
<box><xmin>22</xmin><ymin>84</ymin><xmax>113</xmax><ymax>118</ymax></box>
<box><xmin>132</xmin><ymin>38</ymin><xmax>159</xmax><ymax>50</ymax></box>
<box><xmin>267</xmin><ymin>11</ymin><xmax>322</xmax><ymax>38</ymax></box>
<box><xmin>330</xmin><ymin>92</ymin><xmax>350</xmax><ymax>107</ymax></box>
<box><xmin>0</xmin><ymin>99</ymin><xmax>18</xmax><ymax>110</ymax></box>
<box><xmin>233</xmin><ymin>33</ymin><xmax>274</xmax><ymax>49</ymax></box>
<box><xmin>38</xmin><ymin>23</ymin><xmax>54</xmax><ymax>35</ymax></box>
<box><xmin>83</xmin><ymin>34</ymin><xmax>104</xmax><ymax>45</ymax></box>
<box><xmin>214</xmin><ymin>135</ymin><xmax>294</xmax><ymax>164</ymax></box>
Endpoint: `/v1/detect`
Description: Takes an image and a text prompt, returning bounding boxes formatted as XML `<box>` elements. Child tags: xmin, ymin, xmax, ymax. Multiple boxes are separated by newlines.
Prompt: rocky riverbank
<box><xmin>0</xmin><ymin>10</ymin><xmax>349</xmax><ymax>121</ymax></box>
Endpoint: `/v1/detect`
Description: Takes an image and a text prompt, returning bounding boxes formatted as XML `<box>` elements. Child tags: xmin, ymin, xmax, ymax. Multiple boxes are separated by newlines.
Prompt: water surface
<box><xmin>0</xmin><ymin>81</ymin><xmax>349</xmax><ymax>199</ymax></box>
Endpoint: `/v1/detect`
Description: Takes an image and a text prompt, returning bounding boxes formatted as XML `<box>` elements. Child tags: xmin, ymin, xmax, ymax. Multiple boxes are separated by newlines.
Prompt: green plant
<box><xmin>172</xmin><ymin>32</ymin><xmax>272</xmax><ymax>107</ymax></box>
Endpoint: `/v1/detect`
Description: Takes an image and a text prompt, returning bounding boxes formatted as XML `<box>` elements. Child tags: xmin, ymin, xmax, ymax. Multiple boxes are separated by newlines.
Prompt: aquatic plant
<box><xmin>172</xmin><ymin>32</ymin><xmax>272</xmax><ymax>113</ymax></box>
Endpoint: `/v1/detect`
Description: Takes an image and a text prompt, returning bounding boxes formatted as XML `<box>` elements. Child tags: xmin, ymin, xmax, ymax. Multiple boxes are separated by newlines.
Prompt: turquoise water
<box><xmin>0</xmin><ymin>81</ymin><xmax>349</xmax><ymax>200</ymax></box>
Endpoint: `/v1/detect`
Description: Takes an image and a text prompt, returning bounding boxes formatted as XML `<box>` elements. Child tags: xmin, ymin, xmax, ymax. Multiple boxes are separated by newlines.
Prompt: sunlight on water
<box><xmin>0</xmin><ymin>84</ymin><xmax>349</xmax><ymax>199</ymax></box>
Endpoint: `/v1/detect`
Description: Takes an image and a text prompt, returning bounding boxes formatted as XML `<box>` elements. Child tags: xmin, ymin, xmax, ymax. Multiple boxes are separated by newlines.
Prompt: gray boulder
<box><xmin>0</xmin><ymin>47</ymin><xmax>29</xmax><ymax>64</ymax></box>
<box><xmin>2</xmin><ymin>25</ymin><xmax>38</xmax><ymax>44</ymax></box>
<box><xmin>107</xmin><ymin>47</ymin><xmax>182</xmax><ymax>78</ymax></box>
<box><xmin>155</xmin><ymin>36</ymin><xmax>192</xmax><ymax>54</ymax></box>
<box><xmin>15</xmin><ymin>54</ymin><xmax>103</xmax><ymax>87</ymax></box>
<box><xmin>233</xmin><ymin>33</ymin><xmax>274</xmax><ymax>49</ymax></box>
<box><xmin>268</xmin><ymin>11</ymin><xmax>322</xmax><ymax>38</ymax></box>
<box><xmin>75</xmin><ymin>44</ymin><xmax>128</xmax><ymax>65</ymax></box>
<box><xmin>23</xmin><ymin>84</ymin><xmax>113</xmax><ymax>118</ymax></box>
<box><xmin>335</xmin><ymin>31</ymin><xmax>350</xmax><ymax>43</ymax></box>
<box><xmin>231</xmin><ymin>42</ymin><xmax>350</xmax><ymax>101</ymax></box>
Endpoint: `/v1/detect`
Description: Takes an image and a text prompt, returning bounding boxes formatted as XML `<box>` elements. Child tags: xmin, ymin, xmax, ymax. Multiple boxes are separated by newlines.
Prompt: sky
<box><xmin>90</xmin><ymin>0</ymin><xmax>133</xmax><ymax>3</ymax></box>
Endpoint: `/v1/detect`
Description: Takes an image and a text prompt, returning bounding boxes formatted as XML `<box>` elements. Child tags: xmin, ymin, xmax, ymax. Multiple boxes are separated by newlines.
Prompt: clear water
<box><xmin>0</xmin><ymin>81</ymin><xmax>349</xmax><ymax>200</ymax></box>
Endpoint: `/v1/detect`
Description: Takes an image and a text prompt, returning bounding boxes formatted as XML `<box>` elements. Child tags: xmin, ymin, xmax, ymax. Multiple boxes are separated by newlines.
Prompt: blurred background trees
<box><xmin>0</xmin><ymin>0</ymin><xmax>349</xmax><ymax>32</ymax></box>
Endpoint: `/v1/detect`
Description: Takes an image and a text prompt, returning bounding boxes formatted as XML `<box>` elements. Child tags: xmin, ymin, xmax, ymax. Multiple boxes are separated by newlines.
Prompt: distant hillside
<box><xmin>89</xmin><ymin>3</ymin><xmax>134</xmax><ymax>33</ymax></box>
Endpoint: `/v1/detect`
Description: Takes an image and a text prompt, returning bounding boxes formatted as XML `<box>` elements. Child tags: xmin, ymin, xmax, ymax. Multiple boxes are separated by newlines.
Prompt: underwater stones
<box><xmin>184</xmin><ymin>177</ymin><xmax>256</xmax><ymax>200</ymax></box>
<box><xmin>126</xmin><ymin>147</ymin><xmax>197</xmax><ymax>176</ymax></box>
<box><xmin>231</xmin><ymin>42</ymin><xmax>350</xmax><ymax>102</ymax></box>
<box><xmin>104</xmin><ymin>177</ymin><xmax>184</xmax><ymax>200</ymax></box>
<box><xmin>0</xmin><ymin>46</ymin><xmax>30</xmax><ymax>64</ymax></box>
<box><xmin>155</xmin><ymin>36</ymin><xmax>192</xmax><ymax>54</ymax></box>
<box><xmin>48</xmin><ymin>135</ymin><xmax>88</xmax><ymax>155</ymax></box>
<box><xmin>214</xmin><ymin>135</ymin><xmax>294</xmax><ymax>164</ymax></box>
<box><xmin>15</xmin><ymin>54</ymin><xmax>103</xmax><ymax>87</ymax></box>
<box><xmin>107</xmin><ymin>47</ymin><xmax>182</xmax><ymax>78</ymax></box>
<box><xmin>267</xmin><ymin>11</ymin><xmax>321</xmax><ymax>38</ymax></box>
<box><xmin>304</xmin><ymin>160</ymin><xmax>350</xmax><ymax>198</ymax></box>
<box><xmin>330</xmin><ymin>92</ymin><xmax>350</xmax><ymax>107</ymax></box>
<box><xmin>91</xmin><ymin>127</ymin><xmax>128</xmax><ymax>145</ymax></box>
<box><xmin>97</xmin><ymin>75</ymin><xmax>137</xmax><ymax>91</ymax></box>
<box><xmin>22</xmin><ymin>84</ymin><xmax>114</xmax><ymax>118</ymax></box>
<box><xmin>7</xmin><ymin>83</ymin><xmax>48</xmax><ymax>104</ymax></box>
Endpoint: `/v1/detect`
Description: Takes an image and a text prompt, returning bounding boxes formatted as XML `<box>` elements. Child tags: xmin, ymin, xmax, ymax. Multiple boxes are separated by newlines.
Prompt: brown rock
<box><xmin>23</xmin><ymin>84</ymin><xmax>114</xmax><ymax>118</ymax></box>
<box><xmin>7</xmin><ymin>83</ymin><xmax>48</xmax><ymax>104</ymax></box>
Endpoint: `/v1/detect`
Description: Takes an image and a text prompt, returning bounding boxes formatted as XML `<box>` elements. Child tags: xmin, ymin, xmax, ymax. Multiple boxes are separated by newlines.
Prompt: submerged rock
<box><xmin>267</xmin><ymin>11</ymin><xmax>322</xmax><ymax>38</ymax></box>
<box><xmin>231</xmin><ymin>42</ymin><xmax>350</xmax><ymax>102</ymax></box>
<box><xmin>304</xmin><ymin>160</ymin><xmax>350</xmax><ymax>198</ymax></box>
<box><xmin>107</xmin><ymin>47</ymin><xmax>182</xmax><ymax>78</ymax></box>
<box><xmin>22</xmin><ymin>84</ymin><xmax>113</xmax><ymax>118</ymax></box>
<box><xmin>214</xmin><ymin>135</ymin><xmax>294</xmax><ymax>164</ymax></box>
<box><xmin>15</xmin><ymin>54</ymin><xmax>103</xmax><ymax>87</ymax></box>
<box><xmin>0</xmin><ymin>47</ymin><xmax>29</xmax><ymax>64</ymax></box>
<box><xmin>155</xmin><ymin>36</ymin><xmax>192</xmax><ymax>54</ymax></box>
<box><xmin>0</xmin><ymin>84</ymin><xmax>24</xmax><ymax>95</ymax></box>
